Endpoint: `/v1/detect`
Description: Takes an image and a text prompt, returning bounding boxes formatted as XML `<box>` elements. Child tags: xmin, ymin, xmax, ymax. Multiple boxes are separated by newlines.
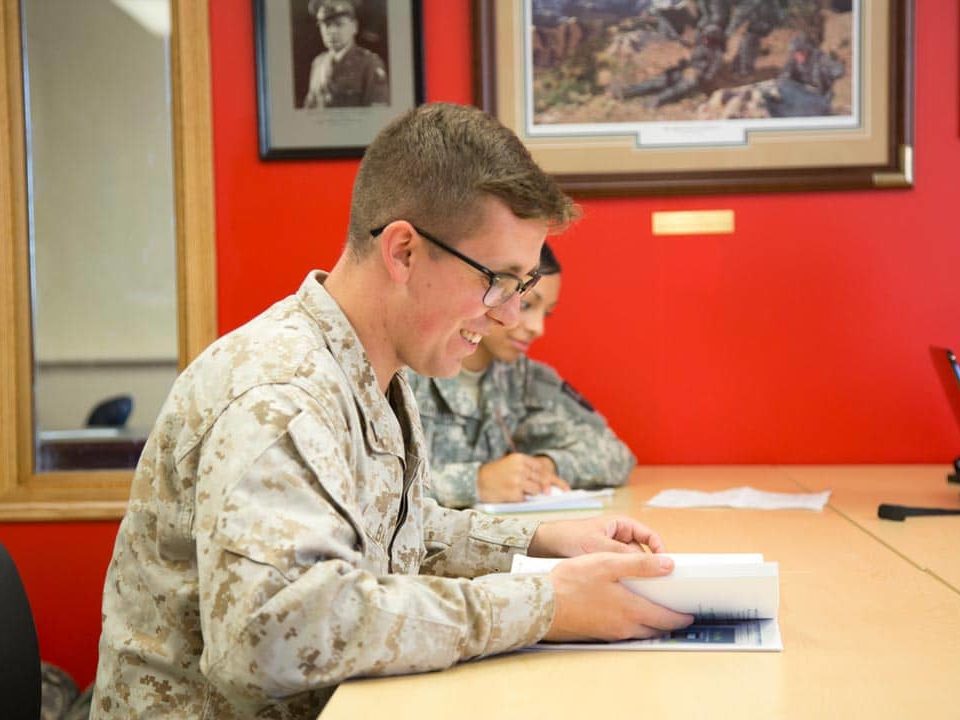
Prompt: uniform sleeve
<box><xmin>513</xmin><ymin>379</ymin><xmax>636</xmax><ymax>489</ymax></box>
<box><xmin>194</xmin><ymin>386</ymin><xmax>553</xmax><ymax>713</ymax></box>
<box><xmin>419</xmin><ymin>496</ymin><xmax>542</xmax><ymax>579</ymax></box>
<box><xmin>361</xmin><ymin>53</ymin><xmax>389</xmax><ymax>105</ymax></box>
<box><xmin>423</xmin><ymin>460</ymin><xmax>482</xmax><ymax>509</ymax></box>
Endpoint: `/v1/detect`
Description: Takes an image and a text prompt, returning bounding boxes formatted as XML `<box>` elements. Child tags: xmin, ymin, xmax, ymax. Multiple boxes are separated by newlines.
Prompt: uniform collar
<box><xmin>431</xmin><ymin>363</ymin><xmax>509</xmax><ymax>419</ymax></box>
<box><xmin>331</xmin><ymin>43</ymin><xmax>355</xmax><ymax>63</ymax></box>
<box><xmin>431</xmin><ymin>374</ymin><xmax>479</xmax><ymax>418</ymax></box>
<box><xmin>296</xmin><ymin>270</ymin><xmax>405</xmax><ymax>458</ymax></box>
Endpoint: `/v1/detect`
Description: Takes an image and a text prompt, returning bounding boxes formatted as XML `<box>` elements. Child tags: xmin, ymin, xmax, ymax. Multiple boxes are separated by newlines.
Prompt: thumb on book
<box><xmin>591</xmin><ymin>551</ymin><xmax>675</xmax><ymax>579</ymax></box>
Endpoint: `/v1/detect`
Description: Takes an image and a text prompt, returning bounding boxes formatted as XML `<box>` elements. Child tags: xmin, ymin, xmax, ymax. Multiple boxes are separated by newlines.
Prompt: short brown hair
<box><xmin>347</xmin><ymin>103</ymin><xmax>577</xmax><ymax>257</ymax></box>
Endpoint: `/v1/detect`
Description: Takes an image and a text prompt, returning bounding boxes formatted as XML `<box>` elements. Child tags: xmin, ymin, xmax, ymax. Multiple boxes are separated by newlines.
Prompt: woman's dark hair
<box><xmin>539</xmin><ymin>242</ymin><xmax>562</xmax><ymax>276</ymax></box>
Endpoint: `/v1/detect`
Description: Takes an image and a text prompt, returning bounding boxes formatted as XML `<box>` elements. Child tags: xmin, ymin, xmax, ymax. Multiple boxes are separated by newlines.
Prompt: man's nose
<box><xmin>486</xmin><ymin>293</ymin><xmax>522</xmax><ymax>329</ymax></box>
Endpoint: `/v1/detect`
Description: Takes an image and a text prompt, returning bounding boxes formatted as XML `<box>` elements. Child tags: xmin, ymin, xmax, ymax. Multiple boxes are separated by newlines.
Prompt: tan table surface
<box><xmin>781</xmin><ymin>465</ymin><xmax>960</xmax><ymax>592</ymax></box>
<box><xmin>321</xmin><ymin>466</ymin><xmax>960</xmax><ymax>719</ymax></box>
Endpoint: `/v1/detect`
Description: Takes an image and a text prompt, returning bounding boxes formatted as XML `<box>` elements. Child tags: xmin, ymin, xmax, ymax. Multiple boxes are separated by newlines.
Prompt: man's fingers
<box><xmin>591</xmin><ymin>535</ymin><xmax>645</xmax><ymax>554</ymax></box>
<box><xmin>596</xmin><ymin>551</ymin><xmax>675</xmax><ymax>577</ymax></box>
<box><xmin>555</xmin><ymin>552</ymin><xmax>670</xmax><ymax>577</ymax></box>
<box><xmin>548</xmin><ymin>553</ymin><xmax>694</xmax><ymax>642</ymax></box>
<box><xmin>626</xmin><ymin>595</ymin><xmax>695</xmax><ymax>635</ymax></box>
<box><xmin>605</xmin><ymin>518</ymin><xmax>665</xmax><ymax>553</ymax></box>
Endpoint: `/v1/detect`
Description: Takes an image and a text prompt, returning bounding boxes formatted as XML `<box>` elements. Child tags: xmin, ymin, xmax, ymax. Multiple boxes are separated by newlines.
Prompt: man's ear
<box><xmin>378</xmin><ymin>221</ymin><xmax>416</xmax><ymax>285</ymax></box>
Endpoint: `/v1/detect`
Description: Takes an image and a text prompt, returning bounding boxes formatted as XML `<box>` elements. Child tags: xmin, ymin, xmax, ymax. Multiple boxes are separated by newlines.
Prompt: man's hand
<box><xmin>527</xmin><ymin>515</ymin><xmax>665</xmax><ymax>558</ymax></box>
<box><xmin>544</xmin><ymin>553</ymin><xmax>694</xmax><ymax>642</ymax></box>
<box><xmin>477</xmin><ymin>453</ymin><xmax>551</xmax><ymax>502</ymax></box>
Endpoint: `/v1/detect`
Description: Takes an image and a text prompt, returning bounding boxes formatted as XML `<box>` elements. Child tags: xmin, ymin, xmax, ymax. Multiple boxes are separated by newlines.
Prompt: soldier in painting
<box><xmin>622</xmin><ymin>22</ymin><xmax>727</xmax><ymax>107</ymax></box>
<box><xmin>728</xmin><ymin>0</ymin><xmax>787</xmax><ymax>77</ymax></box>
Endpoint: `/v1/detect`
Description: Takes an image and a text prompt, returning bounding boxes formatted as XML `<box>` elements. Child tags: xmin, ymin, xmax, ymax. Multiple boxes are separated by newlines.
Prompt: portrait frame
<box><xmin>474</xmin><ymin>0</ymin><xmax>914</xmax><ymax>196</ymax></box>
<box><xmin>255</xmin><ymin>0</ymin><xmax>424</xmax><ymax>159</ymax></box>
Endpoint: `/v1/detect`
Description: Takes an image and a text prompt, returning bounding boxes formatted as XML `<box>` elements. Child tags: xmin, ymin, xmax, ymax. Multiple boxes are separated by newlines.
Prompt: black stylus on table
<box><xmin>877</xmin><ymin>504</ymin><xmax>960</xmax><ymax>521</ymax></box>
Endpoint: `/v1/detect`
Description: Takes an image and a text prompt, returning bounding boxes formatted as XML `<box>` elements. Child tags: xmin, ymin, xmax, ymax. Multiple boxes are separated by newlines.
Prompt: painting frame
<box><xmin>474</xmin><ymin>0</ymin><xmax>914</xmax><ymax>196</ymax></box>
<box><xmin>255</xmin><ymin>0</ymin><xmax>424</xmax><ymax>159</ymax></box>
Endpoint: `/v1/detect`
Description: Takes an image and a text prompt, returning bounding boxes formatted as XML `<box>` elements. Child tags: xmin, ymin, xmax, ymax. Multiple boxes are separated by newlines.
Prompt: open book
<box><xmin>511</xmin><ymin>553</ymin><xmax>783</xmax><ymax>652</ymax></box>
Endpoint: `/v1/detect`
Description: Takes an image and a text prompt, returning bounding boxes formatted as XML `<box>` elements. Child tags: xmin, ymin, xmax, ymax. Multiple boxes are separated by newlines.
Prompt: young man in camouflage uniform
<box><xmin>410</xmin><ymin>243</ymin><xmax>635</xmax><ymax>508</ymax></box>
<box><xmin>90</xmin><ymin>103</ymin><xmax>692</xmax><ymax>719</ymax></box>
<box><xmin>302</xmin><ymin>0</ymin><xmax>389</xmax><ymax>108</ymax></box>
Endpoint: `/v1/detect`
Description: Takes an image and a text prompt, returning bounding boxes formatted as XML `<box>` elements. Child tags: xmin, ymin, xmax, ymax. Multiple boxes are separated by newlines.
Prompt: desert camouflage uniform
<box><xmin>409</xmin><ymin>358</ymin><xmax>636</xmax><ymax>509</ymax></box>
<box><xmin>90</xmin><ymin>271</ymin><xmax>553</xmax><ymax>719</ymax></box>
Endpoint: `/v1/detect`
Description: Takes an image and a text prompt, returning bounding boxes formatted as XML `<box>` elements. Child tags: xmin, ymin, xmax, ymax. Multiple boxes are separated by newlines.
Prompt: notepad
<box><xmin>474</xmin><ymin>488</ymin><xmax>614</xmax><ymax>514</ymax></box>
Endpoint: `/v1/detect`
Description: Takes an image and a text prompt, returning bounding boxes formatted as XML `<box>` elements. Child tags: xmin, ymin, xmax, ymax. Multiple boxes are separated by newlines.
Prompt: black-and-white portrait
<box><xmin>255</xmin><ymin>0</ymin><xmax>422</xmax><ymax>157</ymax></box>
<box><xmin>290</xmin><ymin>0</ymin><xmax>390</xmax><ymax>109</ymax></box>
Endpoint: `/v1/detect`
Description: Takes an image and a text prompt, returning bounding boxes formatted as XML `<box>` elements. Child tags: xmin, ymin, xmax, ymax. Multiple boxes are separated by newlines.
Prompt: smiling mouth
<box><xmin>460</xmin><ymin>329</ymin><xmax>482</xmax><ymax>346</ymax></box>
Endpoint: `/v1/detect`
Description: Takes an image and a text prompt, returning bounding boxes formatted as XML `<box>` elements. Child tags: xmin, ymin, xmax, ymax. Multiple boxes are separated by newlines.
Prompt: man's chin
<box><xmin>410</xmin><ymin>357</ymin><xmax>463</xmax><ymax>379</ymax></box>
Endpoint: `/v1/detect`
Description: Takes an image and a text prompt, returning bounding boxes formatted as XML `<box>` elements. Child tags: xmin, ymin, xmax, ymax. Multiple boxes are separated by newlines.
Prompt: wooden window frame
<box><xmin>0</xmin><ymin>0</ymin><xmax>217</xmax><ymax>521</ymax></box>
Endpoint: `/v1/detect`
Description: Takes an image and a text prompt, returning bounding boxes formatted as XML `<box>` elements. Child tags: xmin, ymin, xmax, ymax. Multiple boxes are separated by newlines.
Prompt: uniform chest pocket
<box><xmin>351</xmin><ymin>447</ymin><xmax>407</xmax><ymax>573</ymax></box>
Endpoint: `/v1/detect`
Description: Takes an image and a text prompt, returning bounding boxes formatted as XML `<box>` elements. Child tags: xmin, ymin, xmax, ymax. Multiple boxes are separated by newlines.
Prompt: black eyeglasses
<box><xmin>370</xmin><ymin>223</ymin><xmax>541</xmax><ymax>308</ymax></box>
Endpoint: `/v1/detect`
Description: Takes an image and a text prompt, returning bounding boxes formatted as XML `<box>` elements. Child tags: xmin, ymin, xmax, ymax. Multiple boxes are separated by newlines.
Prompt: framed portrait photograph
<box><xmin>475</xmin><ymin>0</ymin><xmax>914</xmax><ymax>195</ymax></box>
<box><xmin>255</xmin><ymin>0</ymin><xmax>424</xmax><ymax>159</ymax></box>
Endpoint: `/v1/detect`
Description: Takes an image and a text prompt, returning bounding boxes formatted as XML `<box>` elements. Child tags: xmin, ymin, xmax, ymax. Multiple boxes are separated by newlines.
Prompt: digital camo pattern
<box><xmin>91</xmin><ymin>272</ymin><xmax>553</xmax><ymax>719</ymax></box>
<box><xmin>409</xmin><ymin>358</ymin><xmax>636</xmax><ymax>508</ymax></box>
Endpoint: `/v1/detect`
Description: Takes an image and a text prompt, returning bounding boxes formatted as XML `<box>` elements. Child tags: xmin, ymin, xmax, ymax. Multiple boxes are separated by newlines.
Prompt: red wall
<box><xmin>214</xmin><ymin>0</ymin><xmax>960</xmax><ymax>464</ymax></box>
<box><xmin>2</xmin><ymin>0</ymin><xmax>958</xmax><ymax>690</ymax></box>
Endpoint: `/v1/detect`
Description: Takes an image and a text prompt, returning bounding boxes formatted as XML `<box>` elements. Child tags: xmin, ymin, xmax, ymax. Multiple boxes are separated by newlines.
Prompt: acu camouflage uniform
<box><xmin>409</xmin><ymin>358</ymin><xmax>636</xmax><ymax>509</ymax></box>
<box><xmin>91</xmin><ymin>271</ymin><xmax>553</xmax><ymax>719</ymax></box>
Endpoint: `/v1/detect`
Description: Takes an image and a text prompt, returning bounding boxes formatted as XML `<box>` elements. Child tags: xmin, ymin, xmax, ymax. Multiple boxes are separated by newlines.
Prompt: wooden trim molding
<box><xmin>172</xmin><ymin>0</ymin><xmax>218</xmax><ymax>368</ymax></box>
<box><xmin>0</xmin><ymin>0</ymin><xmax>30</xmax><ymax>509</ymax></box>
<box><xmin>0</xmin><ymin>0</ymin><xmax>217</xmax><ymax>522</ymax></box>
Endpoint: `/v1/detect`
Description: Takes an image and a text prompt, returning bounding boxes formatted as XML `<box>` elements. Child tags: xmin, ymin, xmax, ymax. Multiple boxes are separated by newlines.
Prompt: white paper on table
<box><xmin>646</xmin><ymin>486</ymin><xmax>830</xmax><ymax>511</ymax></box>
<box><xmin>474</xmin><ymin>487</ymin><xmax>614</xmax><ymax>514</ymax></box>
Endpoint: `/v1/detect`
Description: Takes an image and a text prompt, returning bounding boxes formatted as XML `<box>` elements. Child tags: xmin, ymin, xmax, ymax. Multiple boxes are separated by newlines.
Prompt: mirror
<box><xmin>0</xmin><ymin>0</ymin><xmax>215</xmax><ymax>519</ymax></box>
<box><xmin>22</xmin><ymin>0</ymin><xmax>178</xmax><ymax>471</ymax></box>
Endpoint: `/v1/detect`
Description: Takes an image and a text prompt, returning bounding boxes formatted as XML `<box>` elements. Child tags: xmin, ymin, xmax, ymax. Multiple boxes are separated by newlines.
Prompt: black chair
<box><xmin>85</xmin><ymin>394</ymin><xmax>133</xmax><ymax>428</ymax></box>
<box><xmin>0</xmin><ymin>543</ymin><xmax>41</xmax><ymax>720</ymax></box>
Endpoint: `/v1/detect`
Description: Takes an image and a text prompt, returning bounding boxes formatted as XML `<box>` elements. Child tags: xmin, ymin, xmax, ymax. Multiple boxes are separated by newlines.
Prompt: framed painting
<box><xmin>255</xmin><ymin>0</ymin><xmax>424</xmax><ymax>159</ymax></box>
<box><xmin>474</xmin><ymin>0</ymin><xmax>913</xmax><ymax>195</ymax></box>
